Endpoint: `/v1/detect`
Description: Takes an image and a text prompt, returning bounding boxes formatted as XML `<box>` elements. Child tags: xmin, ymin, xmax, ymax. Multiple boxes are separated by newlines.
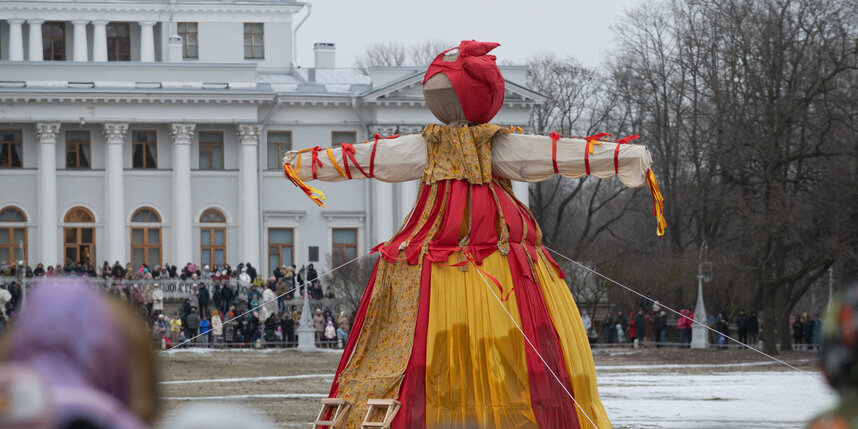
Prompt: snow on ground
<box><xmin>597</xmin><ymin>367</ymin><xmax>837</xmax><ymax>428</ymax></box>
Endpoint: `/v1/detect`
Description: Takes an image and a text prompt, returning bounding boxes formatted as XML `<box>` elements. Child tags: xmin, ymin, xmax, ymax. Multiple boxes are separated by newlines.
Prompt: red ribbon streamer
<box><xmin>549</xmin><ymin>131</ymin><xmax>561</xmax><ymax>174</ymax></box>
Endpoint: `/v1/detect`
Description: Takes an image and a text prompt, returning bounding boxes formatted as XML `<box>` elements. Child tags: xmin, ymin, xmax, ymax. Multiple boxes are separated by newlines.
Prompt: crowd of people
<box><xmin>581</xmin><ymin>292</ymin><xmax>822</xmax><ymax>350</ymax></box>
<box><xmin>0</xmin><ymin>259</ymin><xmax>348</xmax><ymax>350</ymax></box>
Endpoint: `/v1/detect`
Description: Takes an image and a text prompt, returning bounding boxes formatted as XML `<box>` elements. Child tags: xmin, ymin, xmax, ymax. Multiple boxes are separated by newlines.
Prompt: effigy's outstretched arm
<box><xmin>491</xmin><ymin>133</ymin><xmax>652</xmax><ymax>187</ymax></box>
<box><xmin>281</xmin><ymin>134</ymin><xmax>427</xmax><ymax>206</ymax></box>
<box><xmin>491</xmin><ymin>133</ymin><xmax>666</xmax><ymax>235</ymax></box>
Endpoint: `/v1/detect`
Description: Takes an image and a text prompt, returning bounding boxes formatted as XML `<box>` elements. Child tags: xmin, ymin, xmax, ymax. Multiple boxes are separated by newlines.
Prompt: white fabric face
<box><xmin>284</xmin><ymin>133</ymin><xmax>652</xmax><ymax>188</ymax></box>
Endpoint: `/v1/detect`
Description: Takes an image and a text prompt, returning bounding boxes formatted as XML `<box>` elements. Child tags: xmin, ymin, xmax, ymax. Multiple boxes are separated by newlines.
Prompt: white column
<box><xmin>36</xmin><ymin>123</ymin><xmax>61</xmax><ymax>265</ymax></box>
<box><xmin>103</xmin><ymin>123</ymin><xmax>129</xmax><ymax>263</ymax></box>
<box><xmin>139</xmin><ymin>21</ymin><xmax>156</xmax><ymax>62</ymax></box>
<box><xmin>27</xmin><ymin>19</ymin><xmax>44</xmax><ymax>61</ymax></box>
<box><xmin>237</xmin><ymin>124</ymin><xmax>262</xmax><ymax>268</ymax></box>
<box><xmin>72</xmin><ymin>20</ymin><xmax>89</xmax><ymax>61</ymax></box>
<box><xmin>92</xmin><ymin>21</ymin><xmax>108</xmax><ymax>62</ymax></box>
<box><xmin>8</xmin><ymin>19</ymin><xmax>24</xmax><ymax>61</ymax></box>
<box><xmin>373</xmin><ymin>181</ymin><xmax>395</xmax><ymax>244</ymax></box>
<box><xmin>398</xmin><ymin>180</ymin><xmax>419</xmax><ymax>225</ymax></box>
<box><xmin>171</xmin><ymin>124</ymin><xmax>195</xmax><ymax>266</ymax></box>
<box><xmin>512</xmin><ymin>181</ymin><xmax>530</xmax><ymax>208</ymax></box>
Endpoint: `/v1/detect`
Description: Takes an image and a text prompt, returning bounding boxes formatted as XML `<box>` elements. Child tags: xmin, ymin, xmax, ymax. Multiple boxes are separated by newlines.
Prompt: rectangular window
<box><xmin>107</xmin><ymin>23</ymin><xmax>131</xmax><ymax>61</ymax></box>
<box><xmin>65</xmin><ymin>130</ymin><xmax>91</xmax><ymax>169</ymax></box>
<box><xmin>132</xmin><ymin>130</ymin><xmax>157</xmax><ymax>169</ymax></box>
<box><xmin>177</xmin><ymin>22</ymin><xmax>198</xmax><ymax>59</ymax></box>
<box><xmin>42</xmin><ymin>22</ymin><xmax>66</xmax><ymax>61</ymax></box>
<box><xmin>201</xmin><ymin>227</ymin><xmax>226</xmax><ymax>266</ymax></box>
<box><xmin>331</xmin><ymin>131</ymin><xmax>357</xmax><ymax>148</ymax></box>
<box><xmin>131</xmin><ymin>227</ymin><xmax>161</xmax><ymax>267</ymax></box>
<box><xmin>308</xmin><ymin>246</ymin><xmax>319</xmax><ymax>263</ymax></box>
<box><xmin>199</xmin><ymin>131</ymin><xmax>224</xmax><ymax>170</ymax></box>
<box><xmin>0</xmin><ymin>129</ymin><xmax>23</xmax><ymax>168</ymax></box>
<box><xmin>332</xmin><ymin>228</ymin><xmax>357</xmax><ymax>266</ymax></box>
<box><xmin>0</xmin><ymin>228</ymin><xmax>27</xmax><ymax>266</ymax></box>
<box><xmin>243</xmin><ymin>23</ymin><xmax>264</xmax><ymax>59</ymax></box>
<box><xmin>268</xmin><ymin>228</ymin><xmax>293</xmax><ymax>271</ymax></box>
<box><xmin>266</xmin><ymin>131</ymin><xmax>292</xmax><ymax>169</ymax></box>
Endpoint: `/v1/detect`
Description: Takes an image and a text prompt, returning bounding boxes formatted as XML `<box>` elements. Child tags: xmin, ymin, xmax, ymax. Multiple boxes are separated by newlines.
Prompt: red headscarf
<box><xmin>422</xmin><ymin>40</ymin><xmax>506</xmax><ymax>124</ymax></box>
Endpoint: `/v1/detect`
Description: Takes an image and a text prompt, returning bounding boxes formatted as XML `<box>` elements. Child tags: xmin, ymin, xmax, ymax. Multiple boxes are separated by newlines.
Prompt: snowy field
<box><xmin>158</xmin><ymin>348</ymin><xmax>836</xmax><ymax>428</ymax></box>
<box><xmin>597</xmin><ymin>362</ymin><xmax>836</xmax><ymax>428</ymax></box>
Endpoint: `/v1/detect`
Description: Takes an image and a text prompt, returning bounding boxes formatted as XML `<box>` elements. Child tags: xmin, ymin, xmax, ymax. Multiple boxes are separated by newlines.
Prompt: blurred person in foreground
<box><xmin>0</xmin><ymin>279</ymin><xmax>158</xmax><ymax>429</ymax></box>
<box><xmin>808</xmin><ymin>285</ymin><xmax>858</xmax><ymax>429</ymax></box>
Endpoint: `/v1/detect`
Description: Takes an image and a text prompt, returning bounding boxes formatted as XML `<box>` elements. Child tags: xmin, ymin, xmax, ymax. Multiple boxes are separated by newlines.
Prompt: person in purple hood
<box><xmin>0</xmin><ymin>279</ymin><xmax>158</xmax><ymax>429</ymax></box>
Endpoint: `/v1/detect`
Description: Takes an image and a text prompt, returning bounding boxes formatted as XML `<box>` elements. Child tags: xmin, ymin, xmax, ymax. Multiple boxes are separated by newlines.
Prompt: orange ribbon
<box><xmin>646</xmin><ymin>169</ymin><xmax>667</xmax><ymax>237</ymax></box>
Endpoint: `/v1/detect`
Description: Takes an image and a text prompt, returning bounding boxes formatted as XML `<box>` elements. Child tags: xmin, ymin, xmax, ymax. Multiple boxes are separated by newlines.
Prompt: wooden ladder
<box><xmin>360</xmin><ymin>399</ymin><xmax>401</xmax><ymax>429</ymax></box>
<box><xmin>313</xmin><ymin>398</ymin><xmax>351</xmax><ymax>429</ymax></box>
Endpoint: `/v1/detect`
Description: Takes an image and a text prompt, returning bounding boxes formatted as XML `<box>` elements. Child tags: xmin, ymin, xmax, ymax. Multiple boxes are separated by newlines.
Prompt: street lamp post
<box><xmin>691</xmin><ymin>241</ymin><xmax>710</xmax><ymax>349</ymax></box>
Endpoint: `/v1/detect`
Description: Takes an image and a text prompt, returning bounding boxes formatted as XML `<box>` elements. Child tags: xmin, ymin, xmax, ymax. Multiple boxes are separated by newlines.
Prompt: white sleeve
<box><xmin>491</xmin><ymin>133</ymin><xmax>653</xmax><ymax>188</ymax></box>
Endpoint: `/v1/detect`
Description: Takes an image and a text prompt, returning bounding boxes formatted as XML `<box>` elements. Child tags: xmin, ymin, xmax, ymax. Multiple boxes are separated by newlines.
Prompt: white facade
<box><xmin>0</xmin><ymin>0</ymin><xmax>543</xmax><ymax>276</ymax></box>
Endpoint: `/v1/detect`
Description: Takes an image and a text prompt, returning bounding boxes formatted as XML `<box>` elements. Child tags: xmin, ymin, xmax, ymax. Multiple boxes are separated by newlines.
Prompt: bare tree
<box><xmin>322</xmin><ymin>254</ymin><xmax>379</xmax><ymax>316</ymax></box>
<box><xmin>354</xmin><ymin>41</ymin><xmax>407</xmax><ymax>68</ymax></box>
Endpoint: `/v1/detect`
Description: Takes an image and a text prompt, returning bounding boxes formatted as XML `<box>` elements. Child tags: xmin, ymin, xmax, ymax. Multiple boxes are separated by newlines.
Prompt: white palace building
<box><xmin>0</xmin><ymin>0</ymin><xmax>543</xmax><ymax>276</ymax></box>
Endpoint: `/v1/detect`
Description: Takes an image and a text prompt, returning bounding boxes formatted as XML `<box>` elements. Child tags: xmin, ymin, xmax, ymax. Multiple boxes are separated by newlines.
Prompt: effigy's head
<box><xmin>821</xmin><ymin>286</ymin><xmax>858</xmax><ymax>392</ymax></box>
<box><xmin>422</xmin><ymin>40</ymin><xmax>505</xmax><ymax>126</ymax></box>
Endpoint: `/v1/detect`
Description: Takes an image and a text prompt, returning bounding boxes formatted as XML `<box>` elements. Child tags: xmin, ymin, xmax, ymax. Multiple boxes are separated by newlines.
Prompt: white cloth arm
<box><xmin>284</xmin><ymin>133</ymin><xmax>653</xmax><ymax>188</ymax></box>
<box><xmin>283</xmin><ymin>134</ymin><xmax>427</xmax><ymax>183</ymax></box>
<box><xmin>491</xmin><ymin>134</ymin><xmax>653</xmax><ymax>188</ymax></box>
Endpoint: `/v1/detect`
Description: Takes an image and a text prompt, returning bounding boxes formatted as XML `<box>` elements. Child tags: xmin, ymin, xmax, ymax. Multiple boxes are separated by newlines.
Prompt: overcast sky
<box><xmin>295</xmin><ymin>0</ymin><xmax>645</xmax><ymax>68</ymax></box>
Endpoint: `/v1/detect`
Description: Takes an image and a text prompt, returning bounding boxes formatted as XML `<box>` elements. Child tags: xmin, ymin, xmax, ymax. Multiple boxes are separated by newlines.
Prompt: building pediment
<box><xmin>362</xmin><ymin>73</ymin><xmax>546</xmax><ymax>108</ymax></box>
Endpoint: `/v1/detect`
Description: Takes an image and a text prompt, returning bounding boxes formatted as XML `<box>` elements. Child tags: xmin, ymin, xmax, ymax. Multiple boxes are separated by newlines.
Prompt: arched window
<box><xmin>63</xmin><ymin>207</ymin><xmax>95</xmax><ymax>265</ymax></box>
<box><xmin>200</xmin><ymin>209</ymin><xmax>226</xmax><ymax>266</ymax></box>
<box><xmin>200</xmin><ymin>209</ymin><xmax>226</xmax><ymax>223</ymax></box>
<box><xmin>0</xmin><ymin>206</ymin><xmax>27</xmax><ymax>266</ymax></box>
<box><xmin>130</xmin><ymin>207</ymin><xmax>161</xmax><ymax>267</ymax></box>
<box><xmin>64</xmin><ymin>207</ymin><xmax>95</xmax><ymax>223</ymax></box>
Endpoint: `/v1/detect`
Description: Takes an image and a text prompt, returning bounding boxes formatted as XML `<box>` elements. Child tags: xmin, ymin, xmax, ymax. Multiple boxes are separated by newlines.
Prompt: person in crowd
<box><xmin>213</xmin><ymin>282</ymin><xmax>222</xmax><ymax>312</ymax></box>
<box><xmin>803</xmin><ymin>313</ymin><xmax>816</xmax><ymax>351</ymax></box>
<box><xmin>628</xmin><ymin>311</ymin><xmax>637</xmax><ymax>345</ymax></box>
<box><xmin>260</xmin><ymin>285</ymin><xmax>278</xmax><ymax>324</ymax></box>
<box><xmin>170</xmin><ymin>311</ymin><xmax>183</xmax><ymax>344</ymax></box>
<box><xmin>186</xmin><ymin>307</ymin><xmax>200</xmax><ymax>345</ymax></box>
<box><xmin>221</xmin><ymin>281</ymin><xmax>234</xmax><ymax>313</ymax></box>
<box><xmin>634</xmin><ymin>309</ymin><xmax>646</xmax><ymax>348</ymax></box>
<box><xmin>201</xmin><ymin>265</ymin><xmax>212</xmax><ymax>280</ymax></box>
<box><xmin>812</xmin><ymin>314</ymin><xmax>822</xmax><ymax>351</ymax></box>
<box><xmin>143</xmin><ymin>283</ymin><xmax>154</xmax><ymax>317</ymax></box>
<box><xmin>33</xmin><ymin>263</ymin><xmax>44</xmax><ymax>277</ymax></box>
<box><xmin>715</xmin><ymin>311</ymin><xmax>729</xmax><ymax>349</ymax></box>
<box><xmin>581</xmin><ymin>311</ymin><xmax>592</xmax><ymax>337</ymax></box>
<box><xmin>793</xmin><ymin>314</ymin><xmax>805</xmax><ymax>350</ymax></box>
<box><xmin>655</xmin><ymin>311</ymin><xmax>667</xmax><ymax>346</ymax></box>
<box><xmin>199</xmin><ymin>315</ymin><xmax>211</xmax><ymax>347</ymax></box>
<box><xmin>645</xmin><ymin>310</ymin><xmax>655</xmax><ymax>347</ymax></box>
<box><xmin>748</xmin><ymin>311</ymin><xmax>759</xmax><ymax>345</ymax></box>
<box><xmin>263</xmin><ymin>314</ymin><xmax>278</xmax><ymax>345</ymax></box>
<box><xmin>199</xmin><ymin>283</ymin><xmax>211</xmax><ymax>317</ymax></box>
<box><xmin>616</xmin><ymin>311</ymin><xmax>628</xmax><ymax>340</ymax></box>
<box><xmin>210</xmin><ymin>310</ymin><xmax>223</xmax><ymax>347</ymax></box>
<box><xmin>152</xmin><ymin>283</ymin><xmax>164</xmax><ymax>317</ymax></box>
<box><xmin>615</xmin><ymin>319</ymin><xmax>625</xmax><ymax>344</ymax></box>
<box><xmin>677</xmin><ymin>309</ymin><xmax>689</xmax><ymax>347</ymax></box>
<box><xmin>189</xmin><ymin>283</ymin><xmax>200</xmax><ymax>310</ymax></box>
<box><xmin>157</xmin><ymin>314</ymin><xmax>169</xmax><ymax>340</ymax></box>
<box><xmin>297</xmin><ymin>265</ymin><xmax>306</xmax><ymax>287</ymax></box>
<box><xmin>246</xmin><ymin>262</ymin><xmax>258</xmax><ymax>283</ymax></box>
<box><xmin>0</xmin><ymin>279</ymin><xmax>158</xmax><ymax>428</ymax></box>
<box><xmin>314</xmin><ymin>308</ymin><xmax>325</xmax><ymax>346</ymax></box>
<box><xmin>239</xmin><ymin>267</ymin><xmax>251</xmax><ymax>284</ymax></box>
<box><xmin>602</xmin><ymin>313</ymin><xmax>615</xmax><ymax>344</ymax></box>
<box><xmin>307</xmin><ymin>263</ymin><xmax>318</xmax><ymax>286</ymax></box>
<box><xmin>324</xmin><ymin>317</ymin><xmax>337</xmax><ymax>348</ymax></box>
<box><xmin>336</xmin><ymin>310</ymin><xmax>350</xmax><ymax>346</ymax></box>
<box><xmin>279</xmin><ymin>311</ymin><xmax>295</xmax><ymax>347</ymax></box>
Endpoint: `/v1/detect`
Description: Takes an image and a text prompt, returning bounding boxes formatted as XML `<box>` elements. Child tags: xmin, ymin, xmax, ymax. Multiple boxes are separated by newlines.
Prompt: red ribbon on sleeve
<box><xmin>549</xmin><ymin>131</ymin><xmax>561</xmax><ymax>174</ymax></box>
<box><xmin>613</xmin><ymin>134</ymin><xmax>639</xmax><ymax>175</ymax></box>
<box><xmin>309</xmin><ymin>146</ymin><xmax>324</xmax><ymax>179</ymax></box>
<box><xmin>369</xmin><ymin>133</ymin><xmax>399</xmax><ymax>178</ymax></box>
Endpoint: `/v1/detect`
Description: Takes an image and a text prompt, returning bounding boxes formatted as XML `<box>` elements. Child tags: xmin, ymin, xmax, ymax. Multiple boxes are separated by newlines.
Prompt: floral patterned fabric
<box><xmin>336</xmin><ymin>258</ymin><xmax>423</xmax><ymax>428</ymax></box>
<box><xmin>422</xmin><ymin>123</ymin><xmax>506</xmax><ymax>184</ymax></box>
